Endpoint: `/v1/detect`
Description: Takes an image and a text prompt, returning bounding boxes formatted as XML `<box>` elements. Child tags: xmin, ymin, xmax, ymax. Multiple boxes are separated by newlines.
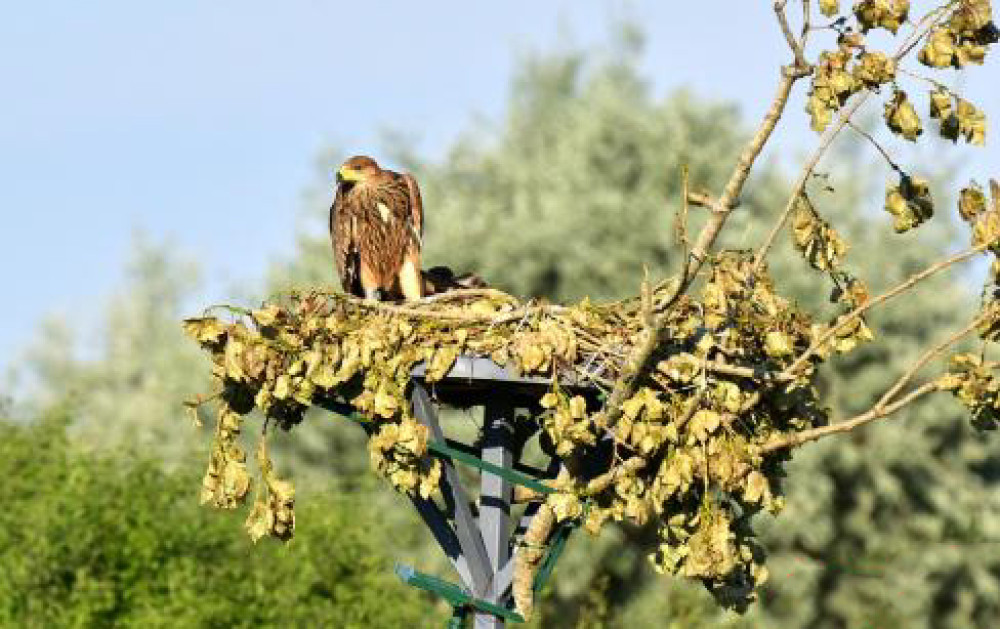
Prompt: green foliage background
<box><xmin>6</xmin><ymin>25</ymin><xmax>1000</xmax><ymax>629</ymax></box>
<box><xmin>0</xmin><ymin>408</ymin><xmax>432</xmax><ymax>628</ymax></box>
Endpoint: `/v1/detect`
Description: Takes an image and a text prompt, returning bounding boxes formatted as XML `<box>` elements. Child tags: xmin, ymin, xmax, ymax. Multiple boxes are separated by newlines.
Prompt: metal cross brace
<box><xmin>395</xmin><ymin>564</ymin><xmax>525</xmax><ymax>624</ymax></box>
<box><xmin>313</xmin><ymin>357</ymin><xmax>589</xmax><ymax>628</ymax></box>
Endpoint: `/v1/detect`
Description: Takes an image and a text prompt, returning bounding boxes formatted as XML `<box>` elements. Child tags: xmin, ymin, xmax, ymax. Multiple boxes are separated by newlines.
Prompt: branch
<box><xmin>658</xmin><ymin>355</ymin><xmax>796</xmax><ymax>383</ymax></box>
<box><xmin>420</xmin><ymin>288</ymin><xmax>521</xmax><ymax>305</ymax></box>
<box><xmin>753</xmin><ymin>94</ymin><xmax>869</xmax><ymax>270</ymax></box>
<box><xmin>684</xmin><ymin>69</ymin><xmax>804</xmax><ymax>282</ymax></box>
<box><xmin>601</xmin><ymin>60</ymin><xmax>809</xmax><ymax>429</ymax></box>
<box><xmin>760</xmin><ymin>381</ymin><xmax>937</xmax><ymax>452</ymax></box>
<box><xmin>847</xmin><ymin>120</ymin><xmax>903</xmax><ymax>174</ymax></box>
<box><xmin>774</xmin><ymin>0</ymin><xmax>808</xmax><ymax>69</ymax></box>
<box><xmin>675</xmin><ymin>388</ymin><xmax>709</xmax><ymax>431</ymax></box>
<box><xmin>763</xmin><ymin>310</ymin><xmax>988</xmax><ymax>453</ymax></box>
<box><xmin>874</xmin><ymin>312</ymin><xmax>986</xmax><ymax>410</ymax></box>
<box><xmin>782</xmin><ymin>244</ymin><xmax>987</xmax><ymax>377</ymax></box>
<box><xmin>345</xmin><ymin>295</ymin><xmax>567</xmax><ymax>324</ymax></box>
<box><xmin>686</xmin><ymin>190</ymin><xmax>717</xmax><ymax>209</ymax></box>
<box><xmin>675</xmin><ymin>165</ymin><xmax>692</xmax><ymax>249</ymax></box>
<box><xmin>752</xmin><ymin>7</ymin><xmax>950</xmax><ymax>271</ymax></box>
<box><xmin>800</xmin><ymin>0</ymin><xmax>812</xmax><ymax>46</ymax></box>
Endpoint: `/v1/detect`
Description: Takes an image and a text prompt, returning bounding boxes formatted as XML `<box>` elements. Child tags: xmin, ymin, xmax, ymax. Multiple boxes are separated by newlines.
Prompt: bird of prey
<box><xmin>330</xmin><ymin>155</ymin><xmax>424</xmax><ymax>301</ymax></box>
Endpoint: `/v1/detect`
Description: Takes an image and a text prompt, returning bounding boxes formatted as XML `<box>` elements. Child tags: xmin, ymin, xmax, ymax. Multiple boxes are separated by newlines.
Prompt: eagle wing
<box><xmin>401</xmin><ymin>172</ymin><xmax>424</xmax><ymax>247</ymax></box>
<box><xmin>330</xmin><ymin>185</ymin><xmax>362</xmax><ymax>296</ymax></box>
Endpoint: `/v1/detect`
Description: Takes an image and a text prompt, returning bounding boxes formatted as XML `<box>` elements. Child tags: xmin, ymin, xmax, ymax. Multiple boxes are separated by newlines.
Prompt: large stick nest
<box><xmin>184</xmin><ymin>251</ymin><xmax>872</xmax><ymax>610</ymax></box>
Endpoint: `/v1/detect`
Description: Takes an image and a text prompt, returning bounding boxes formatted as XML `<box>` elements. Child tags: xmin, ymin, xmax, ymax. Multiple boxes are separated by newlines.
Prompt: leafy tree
<box><xmin>0</xmin><ymin>408</ymin><xmax>430</xmax><ymax>628</ymax></box>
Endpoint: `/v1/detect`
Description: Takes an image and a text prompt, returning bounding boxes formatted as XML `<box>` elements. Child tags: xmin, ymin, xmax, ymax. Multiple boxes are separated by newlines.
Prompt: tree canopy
<box><xmin>0</xmin><ymin>408</ymin><xmax>430</xmax><ymax>628</ymax></box>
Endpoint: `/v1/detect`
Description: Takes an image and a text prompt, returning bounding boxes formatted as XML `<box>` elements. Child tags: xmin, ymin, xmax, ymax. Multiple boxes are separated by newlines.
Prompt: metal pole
<box><xmin>412</xmin><ymin>383</ymin><xmax>492</xmax><ymax>595</ymax></box>
<box><xmin>475</xmin><ymin>396</ymin><xmax>516</xmax><ymax>629</ymax></box>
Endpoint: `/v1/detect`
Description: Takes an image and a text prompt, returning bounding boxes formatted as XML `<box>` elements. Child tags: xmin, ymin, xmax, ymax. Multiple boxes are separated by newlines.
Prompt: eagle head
<box><xmin>337</xmin><ymin>155</ymin><xmax>381</xmax><ymax>186</ymax></box>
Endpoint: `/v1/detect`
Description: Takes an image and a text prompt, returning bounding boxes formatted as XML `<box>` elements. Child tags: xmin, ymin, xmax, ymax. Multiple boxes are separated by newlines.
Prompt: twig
<box><xmin>420</xmin><ymin>288</ymin><xmax>521</xmax><ymax>304</ymax></box>
<box><xmin>349</xmin><ymin>297</ymin><xmax>567</xmax><ymax>325</ymax></box>
<box><xmin>657</xmin><ymin>354</ymin><xmax>796</xmax><ymax>383</ymax></box>
<box><xmin>897</xmin><ymin>4</ymin><xmax>955</xmax><ymax>59</ymax></box>
<box><xmin>774</xmin><ymin>0</ymin><xmax>808</xmax><ymax>68</ymax></box>
<box><xmin>752</xmin><ymin>8</ymin><xmax>950</xmax><ymax>272</ymax></box>
<box><xmin>847</xmin><ymin>120</ymin><xmax>903</xmax><ymax>174</ymax></box>
<box><xmin>800</xmin><ymin>0</ymin><xmax>812</xmax><ymax>47</ymax></box>
<box><xmin>685</xmin><ymin>191</ymin><xmax>716</xmax><ymax>210</ymax></box>
<box><xmin>676</xmin><ymin>165</ymin><xmax>691</xmax><ymax>250</ymax></box>
<box><xmin>584</xmin><ymin>457</ymin><xmax>646</xmax><ymax>496</ymax></box>
<box><xmin>874</xmin><ymin>311</ymin><xmax>988</xmax><ymax>409</ymax></box>
<box><xmin>203</xmin><ymin>304</ymin><xmax>253</xmax><ymax>318</ymax></box>
<box><xmin>763</xmin><ymin>308</ymin><xmax>991</xmax><ymax>453</ymax></box>
<box><xmin>601</xmin><ymin>54</ymin><xmax>809</xmax><ymax>429</ymax></box>
<box><xmin>675</xmin><ymin>388</ymin><xmax>709</xmax><ymax>431</ymax></box>
<box><xmin>641</xmin><ymin>269</ymin><xmax>654</xmax><ymax>330</ymax></box>
<box><xmin>752</xmin><ymin>95</ymin><xmax>867</xmax><ymax>271</ymax></box>
<box><xmin>897</xmin><ymin>66</ymin><xmax>952</xmax><ymax>91</ymax></box>
<box><xmin>183</xmin><ymin>389</ymin><xmax>224</xmax><ymax>410</ymax></box>
<box><xmin>761</xmin><ymin>381</ymin><xmax>937</xmax><ymax>452</ymax></box>
<box><xmin>685</xmin><ymin>70</ymin><xmax>804</xmax><ymax>283</ymax></box>
<box><xmin>782</xmin><ymin>244</ymin><xmax>987</xmax><ymax>377</ymax></box>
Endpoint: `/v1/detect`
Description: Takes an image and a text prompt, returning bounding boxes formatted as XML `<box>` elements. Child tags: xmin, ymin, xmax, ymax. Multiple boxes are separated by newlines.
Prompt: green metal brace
<box><xmin>323</xmin><ymin>398</ymin><xmax>575</xmax><ymax>626</ymax></box>
<box><xmin>321</xmin><ymin>402</ymin><xmax>556</xmax><ymax>496</ymax></box>
<box><xmin>532</xmin><ymin>521</ymin><xmax>575</xmax><ymax>594</ymax></box>
<box><xmin>427</xmin><ymin>439</ymin><xmax>556</xmax><ymax>496</ymax></box>
<box><xmin>394</xmin><ymin>521</ymin><xmax>577</xmax><ymax>627</ymax></box>
<box><xmin>396</xmin><ymin>564</ymin><xmax>525</xmax><ymax>625</ymax></box>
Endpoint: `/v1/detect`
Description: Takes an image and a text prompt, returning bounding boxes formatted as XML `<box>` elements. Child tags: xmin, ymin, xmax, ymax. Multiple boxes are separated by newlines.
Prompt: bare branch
<box><xmin>753</xmin><ymin>9</ymin><xmax>950</xmax><ymax>271</ymax></box>
<box><xmin>847</xmin><ymin>120</ymin><xmax>903</xmax><ymax>174</ymax></box>
<box><xmin>774</xmin><ymin>0</ymin><xmax>808</xmax><ymax>68</ymax></box>
<box><xmin>641</xmin><ymin>269</ymin><xmax>654</xmax><ymax>330</ymax></box>
<box><xmin>675</xmin><ymin>165</ymin><xmax>691</xmax><ymax>249</ymax></box>
<box><xmin>874</xmin><ymin>312</ymin><xmax>988</xmax><ymax>409</ymax></box>
<box><xmin>763</xmin><ymin>309</ymin><xmax>990</xmax><ymax>453</ymax></box>
<box><xmin>800</xmin><ymin>0</ymin><xmax>812</xmax><ymax>46</ymax></box>
<box><xmin>782</xmin><ymin>244</ymin><xmax>987</xmax><ymax>377</ymax></box>
<box><xmin>686</xmin><ymin>190</ymin><xmax>716</xmax><ymax>210</ymax></box>
<box><xmin>601</xmin><ymin>66</ymin><xmax>809</xmax><ymax>428</ymax></box>
<box><xmin>761</xmin><ymin>381</ymin><xmax>938</xmax><ymax>452</ymax></box>
<box><xmin>753</xmin><ymin>94</ymin><xmax>869</xmax><ymax>270</ymax></box>
<box><xmin>897</xmin><ymin>65</ymin><xmax>953</xmax><ymax>91</ymax></box>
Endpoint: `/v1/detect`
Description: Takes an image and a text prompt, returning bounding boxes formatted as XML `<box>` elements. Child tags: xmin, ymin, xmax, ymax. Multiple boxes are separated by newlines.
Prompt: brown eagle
<box><xmin>330</xmin><ymin>155</ymin><xmax>424</xmax><ymax>301</ymax></box>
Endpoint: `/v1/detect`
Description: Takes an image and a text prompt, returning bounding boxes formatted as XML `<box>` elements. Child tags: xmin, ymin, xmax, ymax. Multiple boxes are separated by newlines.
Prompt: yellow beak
<box><xmin>338</xmin><ymin>166</ymin><xmax>363</xmax><ymax>183</ymax></box>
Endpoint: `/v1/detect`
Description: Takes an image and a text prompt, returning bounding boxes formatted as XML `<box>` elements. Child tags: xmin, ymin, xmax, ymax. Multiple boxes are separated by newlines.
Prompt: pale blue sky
<box><xmin>1</xmin><ymin>1</ymin><xmax>997</xmax><ymax>373</ymax></box>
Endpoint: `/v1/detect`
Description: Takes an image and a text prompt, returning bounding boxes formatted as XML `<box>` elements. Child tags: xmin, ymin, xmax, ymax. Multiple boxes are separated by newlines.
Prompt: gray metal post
<box><xmin>474</xmin><ymin>396</ymin><xmax>516</xmax><ymax>629</ymax></box>
<box><xmin>412</xmin><ymin>383</ymin><xmax>492</xmax><ymax>596</ymax></box>
<box><xmin>489</xmin><ymin>456</ymin><xmax>561</xmax><ymax>602</ymax></box>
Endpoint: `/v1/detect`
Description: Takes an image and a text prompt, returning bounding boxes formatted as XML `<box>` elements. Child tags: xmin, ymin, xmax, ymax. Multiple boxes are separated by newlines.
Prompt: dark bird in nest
<box><xmin>330</xmin><ymin>155</ymin><xmax>424</xmax><ymax>301</ymax></box>
<box><xmin>421</xmin><ymin>266</ymin><xmax>489</xmax><ymax>296</ymax></box>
